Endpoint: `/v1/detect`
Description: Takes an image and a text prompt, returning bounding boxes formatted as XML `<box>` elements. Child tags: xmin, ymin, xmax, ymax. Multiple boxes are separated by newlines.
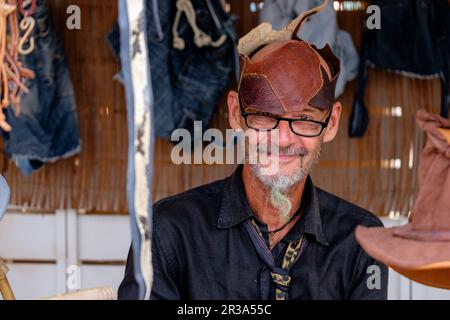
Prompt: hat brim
<box><xmin>355</xmin><ymin>225</ymin><xmax>450</xmax><ymax>289</ymax></box>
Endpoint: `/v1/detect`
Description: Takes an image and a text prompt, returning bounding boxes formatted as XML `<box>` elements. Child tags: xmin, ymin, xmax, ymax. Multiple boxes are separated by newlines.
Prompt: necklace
<box><xmin>267</xmin><ymin>209</ymin><xmax>301</xmax><ymax>242</ymax></box>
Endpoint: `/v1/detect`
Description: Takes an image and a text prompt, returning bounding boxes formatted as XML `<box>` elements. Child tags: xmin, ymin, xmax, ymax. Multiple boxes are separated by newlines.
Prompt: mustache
<box><xmin>256</xmin><ymin>145</ymin><xmax>308</xmax><ymax>157</ymax></box>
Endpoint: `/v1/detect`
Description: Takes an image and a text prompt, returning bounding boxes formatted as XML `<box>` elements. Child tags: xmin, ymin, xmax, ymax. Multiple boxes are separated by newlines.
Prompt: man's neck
<box><xmin>242</xmin><ymin>165</ymin><xmax>307</xmax><ymax>231</ymax></box>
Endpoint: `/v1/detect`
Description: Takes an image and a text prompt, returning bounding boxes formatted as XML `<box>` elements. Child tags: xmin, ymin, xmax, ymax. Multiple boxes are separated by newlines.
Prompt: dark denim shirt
<box><xmin>118</xmin><ymin>166</ymin><xmax>388</xmax><ymax>300</ymax></box>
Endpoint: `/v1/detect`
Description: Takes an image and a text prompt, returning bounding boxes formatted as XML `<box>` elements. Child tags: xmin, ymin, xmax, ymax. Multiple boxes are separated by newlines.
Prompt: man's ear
<box><xmin>323</xmin><ymin>101</ymin><xmax>342</xmax><ymax>143</ymax></box>
<box><xmin>227</xmin><ymin>90</ymin><xmax>243</xmax><ymax>130</ymax></box>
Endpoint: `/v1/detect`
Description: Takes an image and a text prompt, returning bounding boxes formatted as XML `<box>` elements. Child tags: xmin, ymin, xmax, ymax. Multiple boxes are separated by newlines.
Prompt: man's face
<box><xmin>235</xmin><ymin>40</ymin><xmax>341</xmax><ymax>190</ymax></box>
<box><xmin>228</xmin><ymin>88</ymin><xmax>341</xmax><ymax>221</ymax></box>
<box><xmin>244</xmin><ymin>106</ymin><xmax>328</xmax><ymax>190</ymax></box>
<box><xmin>229</xmin><ymin>19</ymin><xmax>342</xmax><ymax>221</ymax></box>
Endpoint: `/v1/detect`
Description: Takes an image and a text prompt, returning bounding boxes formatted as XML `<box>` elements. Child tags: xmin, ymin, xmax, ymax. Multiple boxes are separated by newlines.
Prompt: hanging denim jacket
<box><xmin>349</xmin><ymin>0</ymin><xmax>450</xmax><ymax>138</ymax></box>
<box><xmin>0</xmin><ymin>175</ymin><xmax>9</xmax><ymax>221</ymax></box>
<box><xmin>108</xmin><ymin>0</ymin><xmax>238</xmax><ymax>139</ymax></box>
<box><xmin>1</xmin><ymin>0</ymin><xmax>81</xmax><ymax>175</ymax></box>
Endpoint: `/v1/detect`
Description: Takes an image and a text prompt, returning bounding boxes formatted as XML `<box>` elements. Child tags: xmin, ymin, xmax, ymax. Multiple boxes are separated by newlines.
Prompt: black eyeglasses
<box><xmin>239</xmin><ymin>98</ymin><xmax>332</xmax><ymax>138</ymax></box>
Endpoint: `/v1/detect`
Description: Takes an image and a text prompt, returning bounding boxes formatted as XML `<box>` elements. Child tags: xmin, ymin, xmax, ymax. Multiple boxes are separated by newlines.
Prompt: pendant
<box><xmin>269</xmin><ymin>232</ymin><xmax>276</xmax><ymax>244</ymax></box>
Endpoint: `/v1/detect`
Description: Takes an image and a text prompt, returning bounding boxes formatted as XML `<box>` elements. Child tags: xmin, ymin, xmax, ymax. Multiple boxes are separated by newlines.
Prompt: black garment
<box><xmin>118</xmin><ymin>166</ymin><xmax>388</xmax><ymax>300</ymax></box>
<box><xmin>349</xmin><ymin>0</ymin><xmax>450</xmax><ymax>138</ymax></box>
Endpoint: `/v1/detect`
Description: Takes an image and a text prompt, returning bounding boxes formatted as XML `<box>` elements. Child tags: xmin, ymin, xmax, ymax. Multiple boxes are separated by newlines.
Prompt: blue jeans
<box><xmin>108</xmin><ymin>0</ymin><xmax>238</xmax><ymax>139</ymax></box>
<box><xmin>0</xmin><ymin>175</ymin><xmax>9</xmax><ymax>221</ymax></box>
<box><xmin>1</xmin><ymin>0</ymin><xmax>80</xmax><ymax>175</ymax></box>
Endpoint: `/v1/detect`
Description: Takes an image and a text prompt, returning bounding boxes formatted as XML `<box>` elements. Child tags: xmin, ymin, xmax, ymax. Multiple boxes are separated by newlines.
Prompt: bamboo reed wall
<box><xmin>0</xmin><ymin>0</ymin><xmax>443</xmax><ymax>216</ymax></box>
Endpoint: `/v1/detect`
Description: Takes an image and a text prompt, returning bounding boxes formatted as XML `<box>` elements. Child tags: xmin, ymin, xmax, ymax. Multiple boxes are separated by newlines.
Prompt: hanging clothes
<box><xmin>260</xmin><ymin>0</ymin><xmax>359</xmax><ymax>98</ymax></box>
<box><xmin>118</xmin><ymin>0</ymin><xmax>155</xmax><ymax>300</ymax></box>
<box><xmin>0</xmin><ymin>0</ymin><xmax>81</xmax><ymax>175</ymax></box>
<box><xmin>0</xmin><ymin>175</ymin><xmax>9</xmax><ymax>221</ymax></box>
<box><xmin>349</xmin><ymin>0</ymin><xmax>450</xmax><ymax>138</ymax></box>
<box><xmin>108</xmin><ymin>0</ymin><xmax>238</xmax><ymax>140</ymax></box>
<box><xmin>0</xmin><ymin>0</ymin><xmax>36</xmax><ymax>132</ymax></box>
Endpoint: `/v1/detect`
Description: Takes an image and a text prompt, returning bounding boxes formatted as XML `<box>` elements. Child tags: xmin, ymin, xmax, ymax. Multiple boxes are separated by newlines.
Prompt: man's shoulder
<box><xmin>316</xmin><ymin>188</ymin><xmax>388</xmax><ymax>299</ymax></box>
<box><xmin>316</xmin><ymin>187</ymin><xmax>383</xmax><ymax>229</ymax></box>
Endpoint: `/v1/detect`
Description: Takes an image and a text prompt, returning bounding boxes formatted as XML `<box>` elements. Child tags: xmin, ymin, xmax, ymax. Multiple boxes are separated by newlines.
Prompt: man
<box><xmin>119</xmin><ymin>1</ymin><xmax>388</xmax><ymax>300</ymax></box>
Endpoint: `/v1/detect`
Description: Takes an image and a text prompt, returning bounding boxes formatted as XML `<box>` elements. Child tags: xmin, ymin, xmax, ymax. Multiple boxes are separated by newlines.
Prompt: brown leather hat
<box><xmin>356</xmin><ymin>110</ymin><xmax>450</xmax><ymax>289</ymax></box>
<box><xmin>237</xmin><ymin>0</ymin><xmax>340</xmax><ymax>114</ymax></box>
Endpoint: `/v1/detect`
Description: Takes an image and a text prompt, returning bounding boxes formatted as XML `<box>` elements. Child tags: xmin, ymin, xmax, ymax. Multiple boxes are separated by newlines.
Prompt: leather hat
<box><xmin>237</xmin><ymin>0</ymin><xmax>340</xmax><ymax>113</ymax></box>
<box><xmin>356</xmin><ymin>110</ymin><xmax>450</xmax><ymax>289</ymax></box>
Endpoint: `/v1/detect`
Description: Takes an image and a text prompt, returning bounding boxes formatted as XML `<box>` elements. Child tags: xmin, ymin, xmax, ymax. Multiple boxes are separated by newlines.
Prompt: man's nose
<box><xmin>277</xmin><ymin>120</ymin><xmax>297</xmax><ymax>146</ymax></box>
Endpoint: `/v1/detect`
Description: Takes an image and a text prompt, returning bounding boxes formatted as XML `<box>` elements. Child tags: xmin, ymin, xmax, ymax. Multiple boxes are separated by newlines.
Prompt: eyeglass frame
<box><xmin>238</xmin><ymin>96</ymin><xmax>333</xmax><ymax>138</ymax></box>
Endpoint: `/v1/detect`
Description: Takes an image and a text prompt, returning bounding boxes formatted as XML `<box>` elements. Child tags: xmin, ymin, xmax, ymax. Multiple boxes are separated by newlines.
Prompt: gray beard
<box><xmin>249</xmin><ymin>144</ymin><xmax>322</xmax><ymax>223</ymax></box>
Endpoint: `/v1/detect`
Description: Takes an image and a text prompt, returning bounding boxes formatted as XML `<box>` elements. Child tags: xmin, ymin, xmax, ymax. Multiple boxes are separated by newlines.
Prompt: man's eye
<box><xmin>298</xmin><ymin>115</ymin><xmax>312</xmax><ymax>121</ymax></box>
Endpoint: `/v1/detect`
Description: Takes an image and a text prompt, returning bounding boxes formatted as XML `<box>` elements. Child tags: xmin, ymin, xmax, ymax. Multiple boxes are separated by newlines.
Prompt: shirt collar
<box><xmin>217</xmin><ymin>165</ymin><xmax>329</xmax><ymax>246</ymax></box>
<box><xmin>217</xmin><ymin>165</ymin><xmax>254</xmax><ymax>229</ymax></box>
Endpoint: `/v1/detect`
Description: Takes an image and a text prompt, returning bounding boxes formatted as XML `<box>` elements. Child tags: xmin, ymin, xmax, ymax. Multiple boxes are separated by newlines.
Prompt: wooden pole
<box><xmin>0</xmin><ymin>258</ymin><xmax>15</xmax><ymax>300</ymax></box>
<box><xmin>438</xmin><ymin>128</ymin><xmax>450</xmax><ymax>144</ymax></box>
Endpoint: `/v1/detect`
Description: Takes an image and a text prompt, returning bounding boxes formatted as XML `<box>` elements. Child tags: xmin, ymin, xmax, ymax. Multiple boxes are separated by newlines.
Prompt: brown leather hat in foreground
<box><xmin>356</xmin><ymin>110</ymin><xmax>450</xmax><ymax>289</ymax></box>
